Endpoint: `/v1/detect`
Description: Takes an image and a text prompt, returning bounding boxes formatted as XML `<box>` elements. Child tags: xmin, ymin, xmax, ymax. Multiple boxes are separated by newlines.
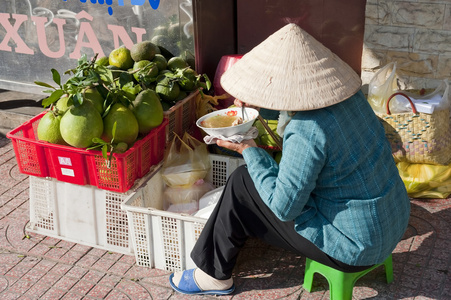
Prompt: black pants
<box><xmin>191</xmin><ymin>165</ymin><xmax>371</xmax><ymax>280</ymax></box>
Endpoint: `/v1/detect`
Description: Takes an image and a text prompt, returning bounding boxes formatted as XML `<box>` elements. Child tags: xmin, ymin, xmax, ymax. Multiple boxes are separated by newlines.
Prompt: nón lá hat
<box><xmin>220</xmin><ymin>23</ymin><xmax>362</xmax><ymax>111</ymax></box>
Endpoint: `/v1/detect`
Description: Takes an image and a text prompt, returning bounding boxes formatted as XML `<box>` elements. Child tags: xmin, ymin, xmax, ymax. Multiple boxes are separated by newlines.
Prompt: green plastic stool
<box><xmin>303</xmin><ymin>254</ymin><xmax>393</xmax><ymax>300</ymax></box>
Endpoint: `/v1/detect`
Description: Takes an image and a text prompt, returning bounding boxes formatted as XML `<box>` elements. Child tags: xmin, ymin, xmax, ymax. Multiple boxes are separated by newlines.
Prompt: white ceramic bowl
<box><xmin>196</xmin><ymin>107</ymin><xmax>259</xmax><ymax>137</ymax></box>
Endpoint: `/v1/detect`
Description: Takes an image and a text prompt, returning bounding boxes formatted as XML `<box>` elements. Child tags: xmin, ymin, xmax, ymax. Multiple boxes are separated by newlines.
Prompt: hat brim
<box><xmin>220</xmin><ymin>23</ymin><xmax>362</xmax><ymax>111</ymax></box>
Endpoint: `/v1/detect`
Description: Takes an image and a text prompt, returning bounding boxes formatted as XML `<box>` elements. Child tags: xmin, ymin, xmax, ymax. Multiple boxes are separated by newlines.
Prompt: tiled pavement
<box><xmin>1</xmin><ymin>135</ymin><xmax>451</xmax><ymax>299</ymax></box>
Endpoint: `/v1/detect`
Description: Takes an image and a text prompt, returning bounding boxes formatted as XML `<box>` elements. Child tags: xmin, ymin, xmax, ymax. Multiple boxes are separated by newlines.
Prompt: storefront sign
<box><xmin>0</xmin><ymin>0</ymin><xmax>193</xmax><ymax>94</ymax></box>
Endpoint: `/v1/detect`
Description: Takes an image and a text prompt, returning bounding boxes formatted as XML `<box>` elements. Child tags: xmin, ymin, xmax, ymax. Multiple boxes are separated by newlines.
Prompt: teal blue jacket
<box><xmin>242</xmin><ymin>90</ymin><xmax>410</xmax><ymax>266</ymax></box>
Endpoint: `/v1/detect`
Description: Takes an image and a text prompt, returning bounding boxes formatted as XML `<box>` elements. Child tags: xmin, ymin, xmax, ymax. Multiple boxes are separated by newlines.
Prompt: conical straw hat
<box><xmin>220</xmin><ymin>23</ymin><xmax>362</xmax><ymax>111</ymax></box>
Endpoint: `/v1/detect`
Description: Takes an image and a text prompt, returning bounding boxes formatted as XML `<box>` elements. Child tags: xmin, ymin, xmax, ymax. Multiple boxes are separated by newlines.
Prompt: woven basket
<box><xmin>377</xmin><ymin>92</ymin><xmax>451</xmax><ymax>165</ymax></box>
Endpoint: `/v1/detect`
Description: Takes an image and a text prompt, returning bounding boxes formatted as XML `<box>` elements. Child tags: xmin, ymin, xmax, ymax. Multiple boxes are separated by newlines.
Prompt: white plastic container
<box><xmin>26</xmin><ymin>173</ymin><xmax>154</xmax><ymax>255</ymax></box>
<box><xmin>121</xmin><ymin>154</ymin><xmax>245</xmax><ymax>271</ymax></box>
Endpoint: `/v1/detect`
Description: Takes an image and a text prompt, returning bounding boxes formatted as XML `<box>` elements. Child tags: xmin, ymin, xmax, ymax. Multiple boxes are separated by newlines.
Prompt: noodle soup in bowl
<box><xmin>196</xmin><ymin>107</ymin><xmax>259</xmax><ymax>138</ymax></box>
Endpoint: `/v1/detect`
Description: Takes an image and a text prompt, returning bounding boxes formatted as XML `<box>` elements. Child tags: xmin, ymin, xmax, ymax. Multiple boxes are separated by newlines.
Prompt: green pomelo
<box><xmin>109</xmin><ymin>45</ymin><xmax>134</xmax><ymax>70</ymax></box>
<box><xmin>161</xmin><ymin>101</ymin><xmax>172</xmax><ymax>111</ymax></box>
<box><xmin>133</xmin><ymin>60</ymin><xmax>159</xmax><ymax>81</ymax></box>
<box><xmin>152</xmin><ymin>54</ymin><xmax>168</xmax><ymax>71</ymax></box>
<box><xmin>55</xmin><ymin>95</ymin><xmax>72</xmax><ymax>114</ymax></box>
<box><xmin>167</xmin><ymin>23</ymin><xmax>180</xmax><ymax>39</ymax></box>
<box><xmin>180</xmin><ymin>50</ymin><xmax>196</xmax><ymax>69</ymax></box>
<box><xmin>37</xmin><ymin>111</ymin><xmax>66</xmax><ymax>145</ymax></box>
<box><xmin>174</xmin><ymin>90</ymin><xmax>187</xmax><ymax>102</ymax></box>
<box><xmin>130</xmin><ymin>41</ymin><xmax>160</xmax><ymax>62</ymax></box>
<box><xmin>60</xmin><ymin>102</ymin><xmax>104</xmax><ymax>148</ymax></box>
<box><xmin>132</xmin><ymin>90</ymin><xmax>164</xmax><ymax>134</ymax></box>
<box><xmin>167</xmin><ymin>56</ymin><xmax>188</xmax><ymax>72</ymax></box>
<box><xmin>95</xmin><ymin>56</ymin><xmax>109</xmax><ymax>66</ymax></box>
<box><xmin>156</xmin><ymin>75</ymin><xmax>180</xmax><ymax>102</ymax></box>
<box><xmin>84</xmin><ymin>88</ymin><xmax>105</xmax><ymax>114</ymax></box>
<box><xmin>151</xmin><ymin>36</ymin><xmax>177</xmax><ymax>58</ymax></box>
<box><xmin>176</xmin><ymin>67</ymin><xmax>197</xmax><ymax>91</ymax></box>
<box><xmin>159</xmin><ymin>69</ymin><xmax>173</xmax><ymax>76</ymax></box>
<box><xmin>152</xmin><ymin>26</ymin><xmax>168</xmax><ymax>37</ymax></box>
<box><xmin>103</xmin><ymin>103</ymin><xmax>139</xmax><ymax>146</ymax></box>
<box><xmin>115</xmin><ymin>142</ymin><xmax>128</xmax><ymax>153</ymax></box>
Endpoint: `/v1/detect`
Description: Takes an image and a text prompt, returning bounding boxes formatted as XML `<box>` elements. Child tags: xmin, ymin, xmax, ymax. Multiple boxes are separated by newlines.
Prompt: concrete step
<box><xmin>0</xmin><ymin>89</ymin><xmax>46</xmax><ymax>137</ymax></box>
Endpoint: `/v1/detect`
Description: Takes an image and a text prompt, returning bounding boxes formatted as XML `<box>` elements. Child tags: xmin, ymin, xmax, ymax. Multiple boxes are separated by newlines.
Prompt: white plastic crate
<box><xmin>121</xmin><ymin>154</ymin><xmax>245</xmax><ymax>271</ymax></box>
<box><xmin>26</xmin><ymin>172</ymin><xmax>154</xmax><ymax>255</ymax></box>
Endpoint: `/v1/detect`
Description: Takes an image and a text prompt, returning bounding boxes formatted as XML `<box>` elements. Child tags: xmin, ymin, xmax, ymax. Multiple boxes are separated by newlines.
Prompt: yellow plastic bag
<box><xmin>396</xmin><ymin>161</ymin><xmax>451</xmax><ymax>198</ymax></box>
<box><xmin>162</xmin><ymin>132</ymin><xmax>211</xmax><ymax>187</ymax></box>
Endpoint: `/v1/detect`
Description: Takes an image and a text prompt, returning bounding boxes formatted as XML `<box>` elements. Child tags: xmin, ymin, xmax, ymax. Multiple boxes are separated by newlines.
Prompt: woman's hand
<box><xmin>216</xmin><ymin>139</ymin><xmax>257</xmax><ymax>155</ymax></box>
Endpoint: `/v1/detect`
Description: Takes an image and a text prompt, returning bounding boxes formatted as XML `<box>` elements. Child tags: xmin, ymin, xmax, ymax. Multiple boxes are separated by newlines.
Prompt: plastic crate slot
<box><xmin>29</xmin><ymin>177</ymin><xmax>55</xmax><ymax>231</ymax></box>
<box><xmin>211</xmin><ymin>160</ymin><xmax>228</xmax><ymax>187</ymax></box>
<box><xmin>105</xmin><ymin>191</ymin><xmax>129</xmax><ymax>248</ymax></box>
<box><xmin>161</xmin><ymin>216</ymin><xmax>183</xmax><ymax>271</ymax></box>
<box><xmin>132</xmin><ymin>212</ymin><xmax>152</xmax><ymax>267</ymax></box>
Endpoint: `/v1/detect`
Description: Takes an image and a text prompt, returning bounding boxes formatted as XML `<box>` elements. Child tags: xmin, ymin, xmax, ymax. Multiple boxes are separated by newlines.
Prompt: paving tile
<box><xmin>22</xmin><ymin>282</ymin><xmax>52</xmax><ymax>299</ymax></box>
<box><xmin>103</xmin><ymin>289</ymin><xmax>130</xmax><ymax>300</ymax></box>
<box><xmin>39</xmin><ymin>287</ymin><xmax>68</xmax><ymax>300</ymax></box>
<box><xmin>82</xmin><ymin>270</ymin><xmax>105</xmax><ymax>284</ymax></box>
<box><xmin>97</xmin><ymin>274</ymin><xmax>123</xmax><ymax>288</ymax></box>
<box><xmin>86</xmin><ymin>284</ymin><xmax>113</xmax><ymax>299</ymax></box>
<box><xmin>74</xmin><ymin>254</ymin><xmax>99</xmax><ymax>268</ymax></box>
<box><xmin>44</xmin><ymin>246</ymin><xmax>69</xmax><ymax>260</ymax></box>
<box><xmin>0</xmin><ymin>276</ymin><xmax>8</xmax><ymax>293</ymax></box>
<box><xmin>125</xmin><ymin>264</ymin><xmax>168</xmax><ymax>279</ymax></box>
<box><xmin>71</xmin><ymin>244</ymin><xmax>92</xmax><ymax>253</ymax></box>
<box><xmin>65</xmin><ymin>266</ymin><xmax>88</xmax><ymax>279</ymax></box>
<box><xmin>70</xmin><ymin>279</ymin><xmax>95</xmax><ymax>295</ymax></box>
<box><xmin>32</xmin><ymin>259</ymin><xmax>57</xmax><ymax>273</ymax></box>
<box><xmin>0</xmin><ymin>291</ymin><xmax>21</xmax><ymax>300</ymax></box>
<box><xmin>91</xmin><ymin>256</ymin><xmax>116</xmax><ymax>272</ymax></box>
<box><xmin>8</xmin><ymin>278</ymin><xmax>35</xmax><ymax>294</ymax></box>
<box><xmin>118</xmin><ymin>254</ymin><xmax>136</xmax><ymax>264</ymax></box>
<box><xmin>87</xmin><ymin>248</ymin><xmax>108</xmax><ymax>258</ymax></box>
<box><xmin>60</xmin><ymin>291</ymin><xmax>84</xmax><ymax>300</ymax></box>
<box><xmin>115</xmin><ymin>279</ymin><xmax>153</xmax><ymax>299</ymax></box>
<box><xmin>38</xmin><ymin>272</ymin><xmax>63</xmax><ymax>285</ymax></box>
<box><xmin>49</xmin><ymin>263</ymin><xmax>72</xmax><ymax>276</ymax></box>
<box><xmin>57</xmin><ymin>250</ymin><xmax>85</xmax><ymax>265</ymax></box>
<box><xmin>21</xmin><ymin>268</ymin><xmax>46</xmax><ymax>283</ymax></box>
<box><xmin>53</xmin><ymin>276</ymin><xmax>78</xmax><ymax>291</ymax></box>
<box><xmin>107</xmin><ymin>261</ymin><xmax>132</xmax><ymax>276</ymax></box>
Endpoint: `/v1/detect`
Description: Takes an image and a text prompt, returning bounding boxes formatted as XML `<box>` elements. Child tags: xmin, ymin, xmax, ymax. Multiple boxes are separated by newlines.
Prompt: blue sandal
<box><xmin>169</xmin><ymin>269</ymin><xmax>235</xmax><ymax>295</ymax></box>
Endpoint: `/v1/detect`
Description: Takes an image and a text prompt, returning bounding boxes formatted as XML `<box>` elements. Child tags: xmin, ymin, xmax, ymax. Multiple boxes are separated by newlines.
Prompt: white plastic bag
<box><xmin>367</xmin><ymin>62</ymin><xmax>401</xmax><ymax>114</ymax></box>
<box><xmin>368</xmin><ymin>63</ymin><xmax>451</xmax><ymax>114</ymax></box>
<box><xmin>162</xmin><ymin>132</ymin><xmax>211</xmax><ymax>187</ymax></box>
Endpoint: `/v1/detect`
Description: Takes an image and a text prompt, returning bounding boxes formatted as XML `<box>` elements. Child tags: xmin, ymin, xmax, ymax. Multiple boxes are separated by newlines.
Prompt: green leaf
<box><xmin>119</xmin><ymin>72</ymin><xmax>133</xmax><ymax>88</ymax></box>
<box><xmin>51</xmin><ymin>68</ymin><xmax>61</xmax><ymax>87</ymax></box>
<box><xmin>102</xmin><ymin>144</ymin><xmax>108</xmax><ymax>160</ymax></box>
<box><xmin>42</xmin><ymin>89</ymin><xmax>64</xmax><ymax>107</ymax></box>
<box><xmin>73</xmin><ymin>92</ymin><xmax>83</xmax><ymax>106</ymax></box>
<box><xmin>34</xmin><ymin>81</ymin><xmax>56</xmax><ymax>89</ymax></box>
<box><xmin>203</xmin><ymin>74</ymin><xmax>212</xmax><ymax>90</ymax></box>
<box><xmin>92</xmin><ymin>137</ymin><xmax>107</xmax><ymax>145</ymax></box>
<box><xmin>112</xmin><ymin>121</ymin><xmax>117</xmax><ymax>141</ymax></box>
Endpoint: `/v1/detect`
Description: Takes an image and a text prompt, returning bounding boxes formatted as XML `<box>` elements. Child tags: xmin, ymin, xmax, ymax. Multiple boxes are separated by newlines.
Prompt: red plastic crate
<box><xmin>7</xmin><ymin>111</ymin><xmax>168</xmax><ymax>193</ymax></box>
<box><xmin>164</xmin><ymin>90</ymin><xmax>198</xmax><ymax>143</ymax></box>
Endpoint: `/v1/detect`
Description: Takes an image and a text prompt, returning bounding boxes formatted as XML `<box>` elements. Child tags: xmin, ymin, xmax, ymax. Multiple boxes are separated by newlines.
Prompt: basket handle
<box><xmin>386</xmin><ymin>92</ymin><xmax>418</xmax><ymax>115</ymax></box>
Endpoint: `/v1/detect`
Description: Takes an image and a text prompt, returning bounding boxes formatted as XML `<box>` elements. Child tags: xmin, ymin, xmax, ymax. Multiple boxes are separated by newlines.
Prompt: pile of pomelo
<box><xmin>36</xmin><ymin>41</ymin><xmax>207</xmax><ymax>154</ymax></box>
